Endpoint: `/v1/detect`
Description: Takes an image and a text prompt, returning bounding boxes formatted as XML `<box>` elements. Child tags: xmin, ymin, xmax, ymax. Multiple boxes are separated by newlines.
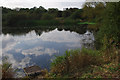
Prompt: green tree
<box><xmin>62</xmin><ymin>10</ymin><xmax>71</xmax><ymax>18</ymax></box>
<box><xmin>48</xmin><ymin>8</ymin><xmax>59</xmax><ymax>17</ymax></box>
<box><xmin>41</xmin><ymin>13</ymin><xmax>54</xmax><ymax>20</ymax></box>
<box><xmin>96</xmin><ymin>2</ymin><xmax>120</xmax><ymax>49</ymax></box>
<box><xmin>82</xmin><ymin>2</ymin><xmax>105</xmax><ymax>22</ymax></box>
<box><xmin>70</xmin><ymin>9</ymin><xmax>83</xmax><ymax>20</ymax></box>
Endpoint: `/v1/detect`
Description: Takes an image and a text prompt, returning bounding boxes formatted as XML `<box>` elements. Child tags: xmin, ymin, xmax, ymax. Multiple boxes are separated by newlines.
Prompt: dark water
<box><xmin>1</xmin><ymin>27</ymin><xmax>94</xmax><ymax>77</ymax></box>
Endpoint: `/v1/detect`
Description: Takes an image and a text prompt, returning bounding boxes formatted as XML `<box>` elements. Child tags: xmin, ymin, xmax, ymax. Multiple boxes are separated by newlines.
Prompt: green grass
<box><xmin>49</xmin><ymin>47</ymin><xmax>119</xmax><ymax>78</ymax></box>
<box><xmin>50</xmin><ymin>48</ymin><xmax>102</xmax><ymax>77</ymax></box>
<box><xmin>78</xmin><ymin>22</ymin><xmax>96</xmax><ymax>25</ymax></box>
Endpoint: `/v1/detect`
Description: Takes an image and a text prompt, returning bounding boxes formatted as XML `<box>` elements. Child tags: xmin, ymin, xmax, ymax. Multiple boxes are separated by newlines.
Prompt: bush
<box><xmin>69</xmin><ymin>10</ymin><xmax>83</xmax><ymax>20</ymax></box>
<box><xmin>50</xmin><ymin>48</ymin><xmax>102</xmax><ymax>77</ymax></box>
<box><xmin>41</xmin><ymin>13</ymin><xmax>54</xmax><ymax>20</ymax></box>
<box><xmin>2</xmin><ymin>57</ymin><xmax>15</xmax><ymax>78</ymax></box>
<box><xmin>95</xmin><ymin>2</ymin><xmax>120</xmax><ymax>49</ymax></box>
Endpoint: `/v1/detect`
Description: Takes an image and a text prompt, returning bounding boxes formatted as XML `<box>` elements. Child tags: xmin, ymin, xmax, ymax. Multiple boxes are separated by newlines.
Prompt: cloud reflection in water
<box><xmin>1</xmin><ymin>28</ymin><xmax>94</xmax><ymax>71</ymax></box>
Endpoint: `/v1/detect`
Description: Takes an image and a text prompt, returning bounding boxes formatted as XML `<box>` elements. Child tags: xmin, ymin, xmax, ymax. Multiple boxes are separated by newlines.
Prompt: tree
<box><xmin>82</xmin><ymin>2</ymin><xmax>105</xmax><ymax>22</ymax></box>
<box><xmin>70</xmin><ymin>9</ymin><xmax>83</xmax><ymax>20</ymax></box>
<box><xmin>96</xmin><ymin>2</ymin><xmax>120</xmax><ymax>49</ymax></box>
<box><xmin>41</xmin><ymin>13</ymin><xmax>54</xmax><ymax>20</ymax></box>
<box><xmin>48</xmin><ymin>8</ymin><xmax>59</xmax><ymax>17</ymax></box>
<box><xmin>62</xmin><ymin>10</ymin><xmax>70</xmax><ymax>18</ymax></box>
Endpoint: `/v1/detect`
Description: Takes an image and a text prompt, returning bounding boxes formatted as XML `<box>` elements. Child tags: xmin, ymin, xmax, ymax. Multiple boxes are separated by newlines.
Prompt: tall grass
<box><xmin>50</xmin><ymin>45</ymin><xmax>119</xmax><ymax>78</ymax></box>
<box><xmin>50</xmin><ymin>48</ymin><xmax>102</xmax><ymax>77</ymax></box>
<box><xmin>2</xmin><ymin>59</ymin><xmax>15</xmax><ymax>78</ymax></box>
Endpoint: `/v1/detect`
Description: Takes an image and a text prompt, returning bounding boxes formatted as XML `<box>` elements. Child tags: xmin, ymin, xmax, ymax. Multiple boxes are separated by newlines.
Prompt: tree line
<box><xmin>2</xmin><ymin>6</ymin><xmax>84</xmax><ymax>27</ymax></box>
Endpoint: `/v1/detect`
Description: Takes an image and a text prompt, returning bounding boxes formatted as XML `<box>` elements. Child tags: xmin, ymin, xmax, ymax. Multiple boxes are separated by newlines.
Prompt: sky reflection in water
<box><xmin>1</xmin><ymin>28</ymin><xmax>94</xmax><ymax>77</ymax></box>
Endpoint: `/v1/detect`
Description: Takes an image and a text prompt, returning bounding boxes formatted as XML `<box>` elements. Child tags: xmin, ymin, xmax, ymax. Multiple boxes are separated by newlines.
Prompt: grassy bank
<box><xmin>35</xmin><ymin>47</ymin><xmax>119</xmax><ymax>79</ymax></box>
<box><xmin>78</xmin><ymin>22</ymin><xmax>96</xmax><ymax>25</ymax></box>
<box><xmin>50</xmin><ymin>47</ymin><xmax>119</xmax><ymax>78</ymax></box>
<box><xmin>3</xmin><ymin>19</ymin><xmax>81</xmax><ymax>27</ymax></box>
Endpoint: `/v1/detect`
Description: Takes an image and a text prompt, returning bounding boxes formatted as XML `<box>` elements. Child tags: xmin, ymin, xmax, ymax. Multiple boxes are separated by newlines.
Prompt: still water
<box><xmin>1</xmin><ymin>28</ymin><xmax>94</xmax><ymax>77</ymax></box>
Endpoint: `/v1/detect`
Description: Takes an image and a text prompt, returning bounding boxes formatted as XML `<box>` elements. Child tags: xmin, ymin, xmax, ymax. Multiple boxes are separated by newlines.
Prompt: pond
<box><xmin>1</xmin><ymin>26</ymin><xmax>94</xmax><ymax>77</ymax></box>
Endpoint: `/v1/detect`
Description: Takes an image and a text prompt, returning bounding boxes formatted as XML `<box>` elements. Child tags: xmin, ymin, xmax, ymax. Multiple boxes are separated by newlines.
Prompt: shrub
<box><xmin>2</xmin><ymin>57</ymin><xmax>15</xmax><ymax>78</ymax></box>
<box><xmin>95</xmin><ymin>2</ymin><xmax>120</xmax><ymax>49</ymax></box>
<box><xmin>41</xmin><ymin>13</ymin><xmax>54</xmax><ymax>20</ymax></box>
<box><xmin>50</xmin><ymin>48</ymin><xmax>102</xmax><ymax>77</ymax></box>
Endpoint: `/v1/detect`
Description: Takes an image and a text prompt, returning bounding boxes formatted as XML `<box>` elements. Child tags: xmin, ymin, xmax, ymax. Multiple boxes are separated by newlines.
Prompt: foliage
<box><xmin>69</xmin><ymin>9</ymin><xmax>83</xmax><ymax>20</ymax></box>
<box><xmin>41</xmin><ymin>13</ymin><xmax>54</xmax><ymax>20</ymax></box>
<box><xmin>2</xmin><ymin>57</ymin><xmax>15</xmax><ymax>78</ymax></box>
<box><xmin>50</xmin><ymin>48</ymin><xmax>102</xmax><ymax>77</ymax></box>
<box><xmin>82</xmin><ymin>2</ymin><xmax>105</xmax><ymax>30</ymax></box>
<box><xmin>2</xmin><ymin>6</ymin><xmax>82</xmax><ymax>27</ymax></box>
<box><xmin>96</xmin><ymin>2</ymin><xmax>120</xmax><ymax>49</ymax></box>
<box><xmin>81</xmin><ymin>47</ymin><xmax>119</xmax><ymax>78</ymax></box>
<box><xmin>50</xmin><ymin>46</ymin><xmax>119</xmax><ymax>78</ymax></box>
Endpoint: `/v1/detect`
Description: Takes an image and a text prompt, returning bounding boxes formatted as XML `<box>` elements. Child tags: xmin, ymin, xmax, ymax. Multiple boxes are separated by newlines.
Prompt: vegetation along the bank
<box><xmin>2</xmin><ymin>6</ymin><xmax>83</xmax><ymax>27</ymax></box>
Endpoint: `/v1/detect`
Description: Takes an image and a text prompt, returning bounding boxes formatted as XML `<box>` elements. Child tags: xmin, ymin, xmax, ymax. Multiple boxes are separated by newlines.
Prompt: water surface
<box><xmin>1</xmin><ymin>28</ymin><xmax>94</xmax><ymax>77</ymax></box>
